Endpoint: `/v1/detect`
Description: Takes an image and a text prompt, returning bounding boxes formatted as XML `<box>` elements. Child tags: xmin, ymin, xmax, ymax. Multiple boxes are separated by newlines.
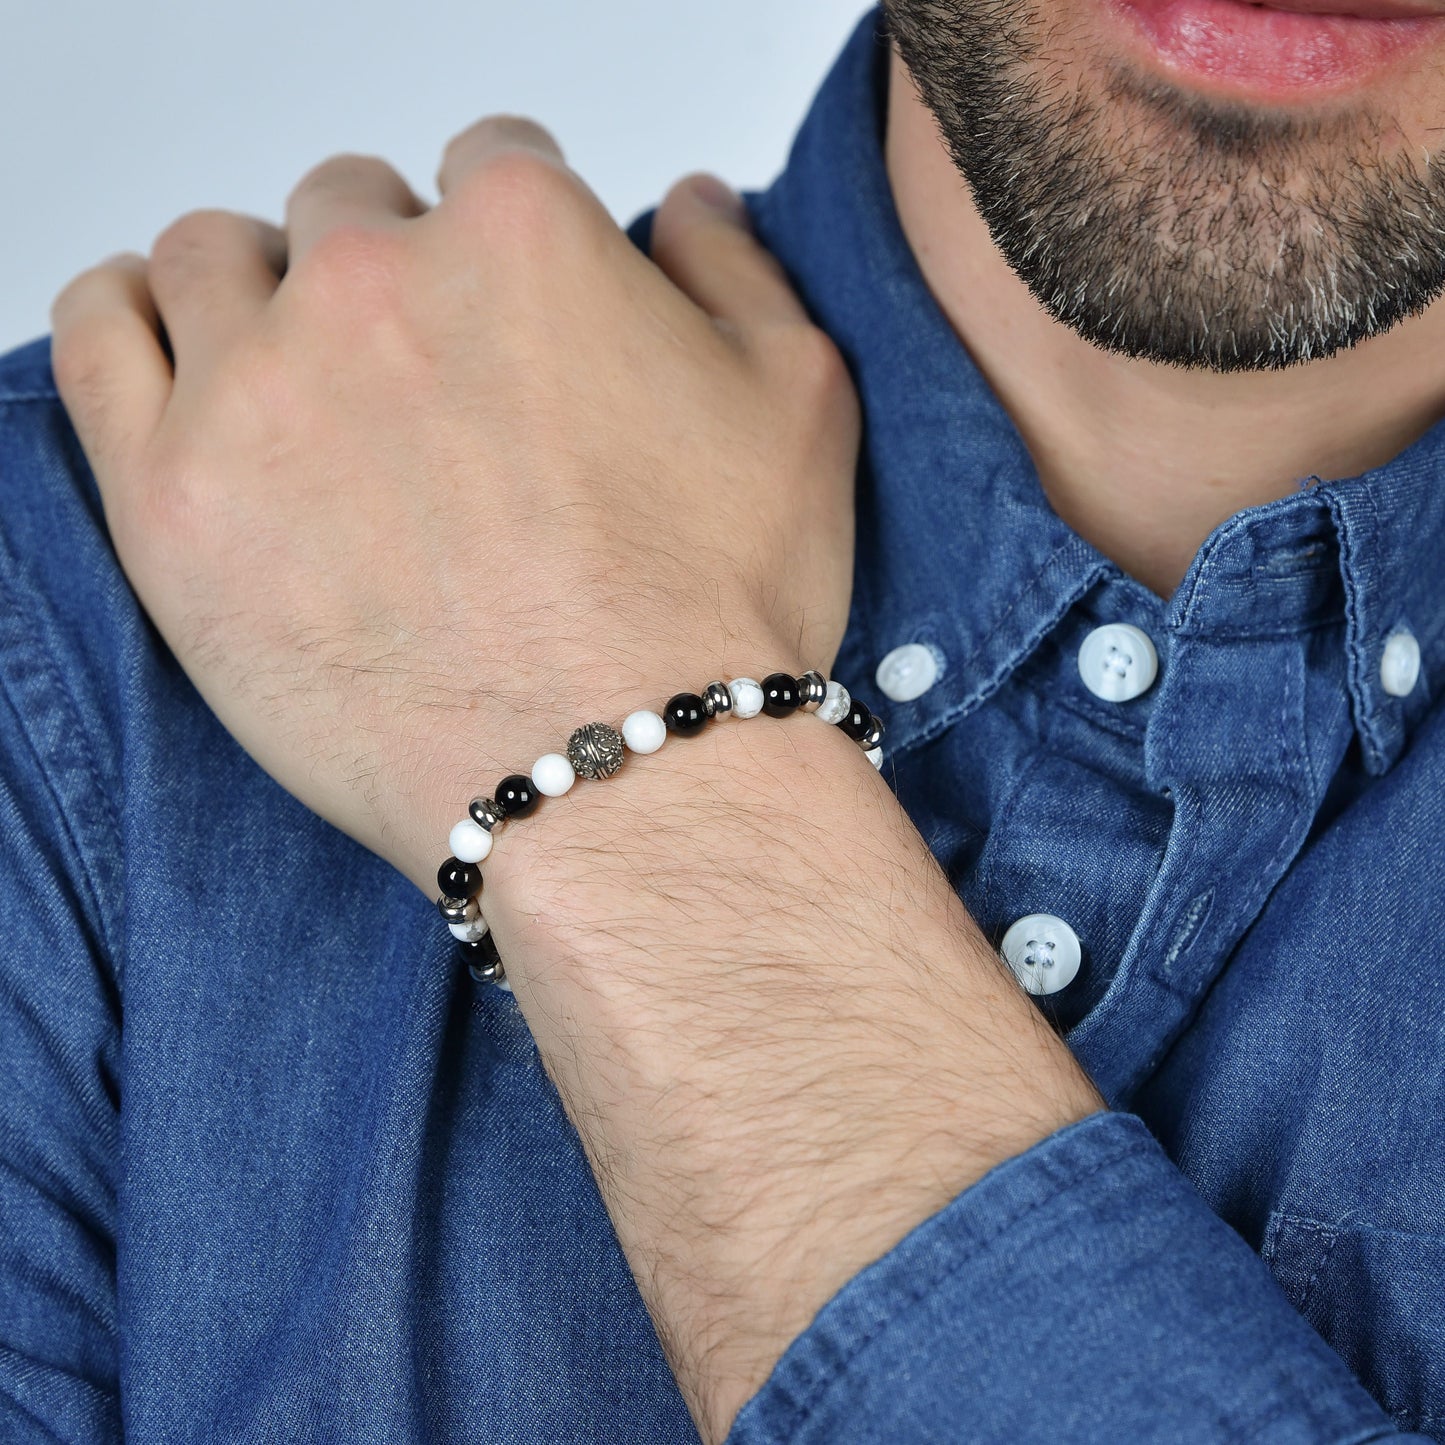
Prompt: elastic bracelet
<box><xmin>436</xmin><ymin>669</ymin><xmax>885</xmax><ymax>985</ymax></box>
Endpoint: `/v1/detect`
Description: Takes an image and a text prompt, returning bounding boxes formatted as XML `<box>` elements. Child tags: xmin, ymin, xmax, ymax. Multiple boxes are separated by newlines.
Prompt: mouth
<box><xmin>1111</xmin><ymin>0</ymin><xmax>1445</xmax><ymax>94</ymax></box>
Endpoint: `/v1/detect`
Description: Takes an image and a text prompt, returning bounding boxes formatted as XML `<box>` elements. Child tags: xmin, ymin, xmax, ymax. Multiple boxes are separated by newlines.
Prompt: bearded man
<box><xmin>2</xmin><ymin>1</ymin><xmax>1442</xmax><ymax>1439</ymax></box>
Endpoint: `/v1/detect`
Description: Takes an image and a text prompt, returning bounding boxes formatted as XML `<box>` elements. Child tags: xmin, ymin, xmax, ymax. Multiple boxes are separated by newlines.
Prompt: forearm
<box><xmin>477</xmin><ymin>676</ymin><xmax>1102</xmax><ymax>1443</ymax></box>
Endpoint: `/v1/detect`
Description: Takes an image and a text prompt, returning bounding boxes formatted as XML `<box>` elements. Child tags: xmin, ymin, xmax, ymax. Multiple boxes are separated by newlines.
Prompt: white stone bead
<box><xmin>728</xmin><ymin>678</ymin><xmax>765</xmax><ymax>719</ymax></box>
<box><xmin>447</xmin><ymin>898</ymin><xmax>489</xmax><ymax>943</ymax></box>
<box><xmin>531</xmin><ymin>752</ymin><xmax>576</xmax><ymax>797</ymax></box>
<box><xmin>816</xmin><ymin>680</ymin><xmax>852</xmax><ymax>726</ymax></box>
<box><xmin>623</xmin><ymin>709</ymin><xmax>668</xmax><ymax>754</ymax></box>
<box><xmin>865</xmin><ymin>747</ymin><xmax>884</xmax><ymax>771</ymax></box>
<box><xmin>448</xmin><ymin>818</ymin><xmax>494</xmax><ymax>865</ymax></box>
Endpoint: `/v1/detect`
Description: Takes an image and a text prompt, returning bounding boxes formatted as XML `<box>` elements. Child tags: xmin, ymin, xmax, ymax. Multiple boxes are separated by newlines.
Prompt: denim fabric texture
<box><xmin>2</xmin><ymin>8</ymin><xmax>1443</xmax><ymax>1441</ymax></box>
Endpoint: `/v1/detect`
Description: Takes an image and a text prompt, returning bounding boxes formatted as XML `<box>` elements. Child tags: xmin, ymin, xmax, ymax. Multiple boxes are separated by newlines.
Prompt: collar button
<box><xmin>1078</xmin><ymin>623</ymin><xmax>1159</xmax><ymax>703</ymax></box>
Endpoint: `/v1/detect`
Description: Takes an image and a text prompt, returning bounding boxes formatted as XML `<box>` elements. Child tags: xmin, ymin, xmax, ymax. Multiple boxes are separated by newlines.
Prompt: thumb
<box><xmin>648</xmin><ymin>173</ymin><xmax>809</xmax><ymax>329</ymax></box>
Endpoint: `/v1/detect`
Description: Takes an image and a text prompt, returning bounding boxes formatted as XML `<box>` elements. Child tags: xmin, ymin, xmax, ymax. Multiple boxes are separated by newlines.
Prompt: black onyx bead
<box><xmin>664</xmin><ymin>692</ymin><xmax>709</xmax><ymax>736</ymax></box>
<box><xmin>494</xmin><ymin>774</ymin><xmax>539</xmax><ymax>819</ymax></box>
<box><xmin>837</xmin><ymin>701</ymin><xmax>873</xmax><ymax>743</ymax></box>
<box><xmin>760</xmin><ymin>672</ymin><xmax>801</xmax><ymax>717</ymax></box>
<box><xmin>438</xmin><ymin>857</ymin><xmax>482</xmax><ymax>899</ymax></box>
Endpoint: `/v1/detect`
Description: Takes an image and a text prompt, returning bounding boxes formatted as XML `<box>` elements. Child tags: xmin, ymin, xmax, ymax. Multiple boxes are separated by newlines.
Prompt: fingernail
<box><xmin>689</xmin><ymin>174</ymin><xmax>746</xmax><ymax>219</ymax></box>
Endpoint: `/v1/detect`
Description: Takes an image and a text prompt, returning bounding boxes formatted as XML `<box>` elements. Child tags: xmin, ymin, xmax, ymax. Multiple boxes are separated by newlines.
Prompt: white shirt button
<box><xmin>1380</xmin><ymin>630</ymin><xmax>1422</xmax><ymax>698</ymax></box>
<box><xmin>1001</xmin><ymin>914</ymin><xmax>1082</xmax><ymax>996</ymax></box>
<box><xmin>1078</xmin><ymin>623</ymin><xmax>1159</xmax><ymax>703</ymax></box>
<box><xmin>876</xmin><ymin>643</ymin><xmax>941</xmax><ymax>703</ymax></box>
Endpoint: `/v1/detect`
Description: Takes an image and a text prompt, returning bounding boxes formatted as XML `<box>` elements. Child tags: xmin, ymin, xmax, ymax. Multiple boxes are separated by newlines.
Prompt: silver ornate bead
<box><xmin>437</xmin><ymin>894</ymin><xmax>473</xmax><ymax>924</ymax></box>
<box><xmin>469</xmin><ymin>797</ymin><xmax>503</xmax><ymax>831</ymax></box>
<box><xmin>798</xmin><ymin>671</ymin><xmax>827</xmax><ymax>712</ymax></box>
<box><xmin>701</xmin><ymin>681</ymin><xmax>733</xmax><ymax>717</ymax></box>
<box><xmin>567</xmin><ymin>721</ymin><xmax>626</xmax><ymax>780</ymax></box>
<box><xmin>859</xmin><ymin>715</ymin><xmax>885</xmax><ymax>750</ymax></box>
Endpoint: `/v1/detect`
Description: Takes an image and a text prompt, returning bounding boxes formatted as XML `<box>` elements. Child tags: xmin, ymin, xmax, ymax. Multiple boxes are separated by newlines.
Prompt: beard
<box><xmin>882</xmin><ymin>0</ymin><xmax>1445</xmax><ymax>372</ymax></box>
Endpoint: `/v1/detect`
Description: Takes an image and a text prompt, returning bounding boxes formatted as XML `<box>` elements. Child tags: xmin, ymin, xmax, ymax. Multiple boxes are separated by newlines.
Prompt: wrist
<box><xmin>382</xmin><ymin>628</ymin><xmax>812</xmax><ymax>898</ymax></box>
<box><xmin>476</xmin><ymin>702</ymin><xmax>1100</xmax><ymax>1441</ymax></box>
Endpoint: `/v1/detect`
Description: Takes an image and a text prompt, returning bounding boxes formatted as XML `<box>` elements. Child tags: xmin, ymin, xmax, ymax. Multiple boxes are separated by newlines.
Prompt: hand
<box><xmin>50</xmin><ymin>116</ymin><xmax>1100</xmax><ymax>1445</ymax></box>
<box><xmin>49</xmin><ymin>118</ymin><xmax>860</xmax><ymax>895</ymax></box>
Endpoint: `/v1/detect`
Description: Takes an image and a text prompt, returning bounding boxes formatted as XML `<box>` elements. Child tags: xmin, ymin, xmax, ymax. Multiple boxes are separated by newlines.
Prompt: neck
<box><xmin>885</xmin><ymin>48</ymin><xmax>1445</xmax><ymax>600</ymax></box>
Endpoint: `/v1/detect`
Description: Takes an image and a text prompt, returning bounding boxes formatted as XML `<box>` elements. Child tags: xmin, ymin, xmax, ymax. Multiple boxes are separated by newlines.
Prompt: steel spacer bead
<box><xmin>701</xmin><ymin>681</ymin><xmax>733</xmax><ymax>718</ymax></box>
<box><xmin>798</xmin><ymin>671</ymin><xmax>828</xmax><ymax>712</ymax></box>
<box><xmin>859</xmin><ymin>715</ymin><xmax>885</xmax><ymax>750</ymax></box>
<box><xmin>437</xmin><ymin>894</ymin><xmax>475</xmax><ymax>924</ymax></box>
<box><xmin>463</xmin><ymin>936</ymin><xmax>506</xmax><ymax>985</ymax></box>
<box><xmin>567</xmin><ymin>721</ymin><xmax>626</xmax><ymax>780</ymax></box>
<box><xmin>469</xmin><ymin>796</ymin><xmax>504</xmax><ymax>831</ymax></box>
<box><xmin>468</xmin><ymin>956</ymin><xmax>505</xmax><ymax>986</ymax></box>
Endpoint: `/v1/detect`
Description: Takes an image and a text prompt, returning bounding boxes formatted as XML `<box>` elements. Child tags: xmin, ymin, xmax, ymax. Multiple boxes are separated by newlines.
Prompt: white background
<box><xmin>0</xmin><ymin>1</ymin><xmax>869</xmax><ymax>350</ymax></box>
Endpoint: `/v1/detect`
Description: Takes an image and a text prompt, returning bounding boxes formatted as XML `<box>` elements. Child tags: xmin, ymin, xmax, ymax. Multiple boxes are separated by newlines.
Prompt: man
<box><xmin>2</xmin><ymin>0</ymin><xmax>1442</xmax><ymax>1438</ymax></box>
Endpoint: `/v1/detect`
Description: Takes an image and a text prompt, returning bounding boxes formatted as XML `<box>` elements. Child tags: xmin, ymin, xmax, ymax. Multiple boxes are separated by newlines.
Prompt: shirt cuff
<box><xmin>725</xmin><ymin>1111</ymin><xmax>1409</xmax><ymax>1444</ymax></box>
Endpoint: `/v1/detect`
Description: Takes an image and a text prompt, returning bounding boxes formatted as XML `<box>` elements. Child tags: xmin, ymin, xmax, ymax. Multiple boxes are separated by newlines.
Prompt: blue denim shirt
<box><xmin>3</xmin><ymin>9</ymin><xmax>1443</xmax><ymax>1441</ymax></box>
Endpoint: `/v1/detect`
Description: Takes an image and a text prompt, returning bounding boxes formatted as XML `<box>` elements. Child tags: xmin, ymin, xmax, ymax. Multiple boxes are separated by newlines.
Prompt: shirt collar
<box><xmin>748</xmin><ymin>7</ymin><xmax>1445</xmax><ymax>773</ymax></box>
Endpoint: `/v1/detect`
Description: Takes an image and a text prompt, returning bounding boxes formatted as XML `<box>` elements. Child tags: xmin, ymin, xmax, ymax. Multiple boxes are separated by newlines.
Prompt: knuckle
<box><xmin>449</xmin><ymin>147</ymin><xmax>578</xmax><ymax>245</ymax></box>
<box><xmin>289</xmin><ymin>151</ymin><xmax>401</xmax><ymax>206</ymax></box>
<box><xmin>49</xmin><ymin>308</ymin><xmax>113</xmax><ymax>400</ymax></box>
<box><xmin>150</xmin><ymin>208</ymin><xmax>242</xmax><ymax>277</ymax></box>
<box><xmin>443</xmin><ymin>114</ymin><xmax>561</xmax><ymax>172</ymax></box>
<box><xmin>782</xmin><ymin>323</ymin><xmax>850</xmax><ymax>395</ymax></box>
<box><xmin>648</xmin><ymin>182</ymin><xmax>697</xmax><ymax>263</ymax></box>
<box><xmin>290</xmin><ymin>222</ymin><xmax>404</xmax><ymax>310</ymax></box>
<box><xmin>657</xmin><ymin>170</ymin><xmax>711</xmax><ymax>224</ymax></box>
<box><xmin>49</xmin><ymin>265</ymin><xmax>101</xmax><ymax>330</ymax></box>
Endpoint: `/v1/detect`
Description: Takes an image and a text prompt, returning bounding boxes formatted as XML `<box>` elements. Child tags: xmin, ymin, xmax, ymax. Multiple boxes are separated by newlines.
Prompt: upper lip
<box><xmin>1247</xmin><ymin>0</ymin><xmax>1445</xmax><ymax>14</ymax></box>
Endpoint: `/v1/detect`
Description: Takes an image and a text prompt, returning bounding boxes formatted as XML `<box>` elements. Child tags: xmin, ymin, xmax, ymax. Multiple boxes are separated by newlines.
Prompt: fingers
<box><xmin>285</xmin><ymin>153</ymin><xmax>425</xmax><ymax>263</ymax></box>
<box><xmin>148</xmin><ymin>211</ymin><xmax>286</xmax><ymax>372</ymax></box>
<box><xmin>435</xmin><ymin>115</ymin><xmax>566</xmax><ymax>197</ymax></box>
<box><xmin>50</xmin><ymin>252</ymin><xmax>171</xmax><ymax>470</ymax></box>
<box><xmin>649</xmin><ymin>174</ymin><xmax>809</xmax><ymax>330</ymax></box>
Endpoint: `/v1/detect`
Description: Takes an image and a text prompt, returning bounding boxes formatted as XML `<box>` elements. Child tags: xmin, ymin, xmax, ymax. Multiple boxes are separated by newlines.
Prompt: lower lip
<box><xmin>1112</xmin><ymin>0</ymin><xmax>1442</xmax><ymax>93</ymax></box>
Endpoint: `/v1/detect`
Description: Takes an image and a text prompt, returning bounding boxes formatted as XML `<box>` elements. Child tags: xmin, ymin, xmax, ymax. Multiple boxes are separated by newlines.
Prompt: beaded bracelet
<box><xmin>436</xmin><ymin>669</ymin><xmax>885</xmax><ymax>985</ymax></box>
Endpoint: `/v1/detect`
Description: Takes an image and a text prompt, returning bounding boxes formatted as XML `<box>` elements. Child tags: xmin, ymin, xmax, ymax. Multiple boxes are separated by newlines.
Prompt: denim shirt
<box><xmin>2</xmin><ymin>8</ymin><xmax>1443</xmax><ymax>1442</ymax></box>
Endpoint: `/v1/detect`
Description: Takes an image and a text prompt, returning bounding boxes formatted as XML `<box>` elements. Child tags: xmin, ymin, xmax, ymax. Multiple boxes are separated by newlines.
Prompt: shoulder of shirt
<box><xmin>625</xmin><ymin>208</ymin><xmax>656</xmax><ymax>259</ymax></box>
<box><xmin>0</xmin><ymin>335</ymin><xmax>59</xmax><ymax>405</ymax></box>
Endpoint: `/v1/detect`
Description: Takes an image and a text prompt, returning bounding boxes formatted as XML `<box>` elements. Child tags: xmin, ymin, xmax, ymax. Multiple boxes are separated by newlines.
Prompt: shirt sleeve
<box><xmin>0</xmin><ymin>379</ymin><xmax>123</xmax><ymax>1442</ymax></box>
<box><xmin>725</xmin><ymin>1111</ymin><xmax>1427</xmax><ymax>1444</ymax></box>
